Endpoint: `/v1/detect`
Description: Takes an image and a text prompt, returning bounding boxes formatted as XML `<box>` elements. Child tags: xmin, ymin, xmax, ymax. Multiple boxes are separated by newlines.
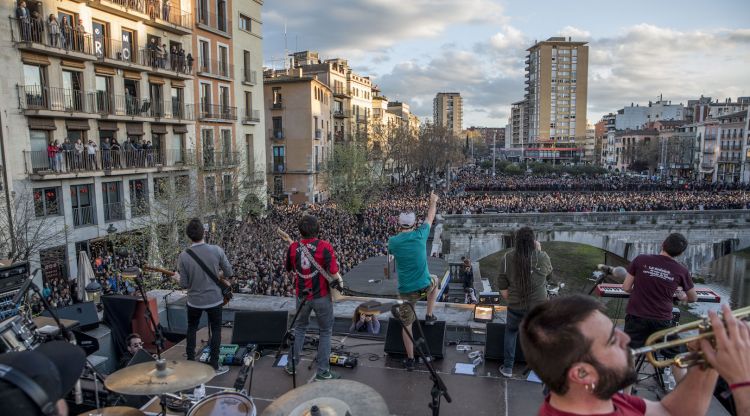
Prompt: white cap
<box><xmin>398</xmin><ymin>212</ymin><xmax>416</xmax><ymax>228</ymax></box>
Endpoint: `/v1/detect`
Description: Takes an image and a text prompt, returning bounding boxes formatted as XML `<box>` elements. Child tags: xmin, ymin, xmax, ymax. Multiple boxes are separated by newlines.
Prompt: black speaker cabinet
<box><xmin>384</xmin><ymin>318</ymin><xmax>446</xmax><ymax>359</ymax></box>
<box><xmin>484</xmin><ymin>322</ymin><xmax>525</xmax><ymax>363</ymax></box>
<box><xmin>231</xmin><ymin>310</ymin><xmax>288</xmax><ymax>348</ymax></box>
<box><xmin>42</xmin><ymin>301</ymin><xmax>99</xmax><ymax>331</ymax></box>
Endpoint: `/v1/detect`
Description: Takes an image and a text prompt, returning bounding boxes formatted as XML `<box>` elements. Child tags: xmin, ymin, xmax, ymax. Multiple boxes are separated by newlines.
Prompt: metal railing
<box><xmin>243</xmin><ymin>70</ymin><xmax>257</xmax><ymax>84</ymax></box>
<box><xmin>271</xmin><ymin>101</ymin><xmax>284</xmax><ymax>109</ymax></box>
<box><xmin>90</xmin><ymin>93</ymin><xmax>194</xmax><ymax>120</ymax></box>
<box><xmin>269</xmin><ymin>128</ymin><xmax>285</xmax><ymax>140</ymax></box>
<box><xmin>332</xmin><ymin>86</ymin><xmax>350</xmax><ymax>96</ymax></box>
<box><xmin>97</xmin><ymin>0</ymin><xmax>192</xmax><ymax>31</ymax></box>
<box><xmin>103</xmin><ymin>202</ymin><xmax>124</xmax><ymax>222</ymax></box>
<box><xmin>333</xmin><ymin>109</ymin><xmax>350</xmax><ymax>118</ymax></box>
<box><xmin>73</xmin><ymin>205</ymin><xmax>95</xmax><ymax>228</ymax></box>
<box><xmin>10</xmin><ymin>17</ymin><xmax>94</xmax><ymax>55</ymax></box>
<box><xmin>19</xmin><ymin>85</ymin><xmax>90</xmax><ymax>113</ymax></box>
<box><xmin>196</xmin><ymin>57</ymin><xmax>232</xmax><ymax>77</ymax></box>
<box><xmin>198</xmin><ymin>103</ymin><xmax>236</xmax><ymax>120</ymax></box>
<box><xmin>200</xmin><ymin>151</ymin><xmax>239</xmax><ymax>169</ymax></box>
<box><xmin>315</xmin><ymin>129</ymin><xmax>322</xmax><ymax>139</ymax></box>
<box><xmin>195</xmin><ymin>8</ymin><xmax>229</xmax><ymax>33</ymax></box>
<box><xmin>24</xmin><ymin>148</ymin><xmax>194</xmax><ymax>175</ymax></box>
<box><xmin>242</xmin><ymin>109</ymin><xmax>260</xmax><ymax>123</ymax></box>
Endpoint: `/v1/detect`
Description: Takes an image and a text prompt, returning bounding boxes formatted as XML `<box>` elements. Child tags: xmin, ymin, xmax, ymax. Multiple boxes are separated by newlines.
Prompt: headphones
<box><xmin>0</xmin><ymin>363</ymin><xmax>57</xmax><ymax>416</ymax></box>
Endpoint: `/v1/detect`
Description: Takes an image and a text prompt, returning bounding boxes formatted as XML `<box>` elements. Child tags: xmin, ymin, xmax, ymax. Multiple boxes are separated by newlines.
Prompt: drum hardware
<box><xmin>77</xmin><ymin>406</ymin><xmax>145</xmax><ymax>416</ymax></box>
<box><xmin>187</xmin><ymin>391</ymin><xmax>256</xmax><ymax>416</ymax></box>
<box><xmin>261</xmin><ymin>380</ymin><xmax>389</xmax><ymax>416</ymax></box>
<box><xmin>0</xmin><ymin>314</ymin><xmax>41</xmax><ymax>353</ymax></box>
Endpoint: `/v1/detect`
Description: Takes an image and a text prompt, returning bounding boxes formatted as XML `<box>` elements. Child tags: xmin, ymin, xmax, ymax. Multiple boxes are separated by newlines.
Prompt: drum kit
<box><xmin>77</xmin><ymin>359</ymin><xmax>390</xmax><ymax>416</ymax></box>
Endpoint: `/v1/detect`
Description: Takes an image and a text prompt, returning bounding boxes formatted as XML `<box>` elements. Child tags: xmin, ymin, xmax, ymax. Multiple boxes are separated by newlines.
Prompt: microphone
<box><xmin>596</xmin><ymin>264</ymin><xmax>613</xmax><ymax>275</ymax></box>
<box><xmin>612</xmin><ymin>266</ymin><xmax>628</xmax><ymax>280</ymax></box>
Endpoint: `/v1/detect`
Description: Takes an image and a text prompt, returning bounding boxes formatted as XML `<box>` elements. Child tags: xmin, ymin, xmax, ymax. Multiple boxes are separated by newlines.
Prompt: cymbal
<box><xmin>78</xmin><ymin>406</ymin><xmax>145</xmax><ymax>416</ymax></box>
<box><xmin>105</xmin><ymin>359</ymin><xmax>215</xmax><ymax>395</ymax></box>
<box><xmin>261</xmin><ymin>380</ymin><xmax>390</xmax><ymax>416</ymax></box>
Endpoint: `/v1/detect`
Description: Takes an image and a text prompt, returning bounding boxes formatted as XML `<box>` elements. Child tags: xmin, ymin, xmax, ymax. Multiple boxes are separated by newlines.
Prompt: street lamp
<box><xmin>85</xmin><ymin>277</ymin><xmax>103</xmax><ymax>306</ymax></box>
<box><xmin>106</xmin><ymin>224</ymin><xmax>118</xmax><ymax>293</ymax></box>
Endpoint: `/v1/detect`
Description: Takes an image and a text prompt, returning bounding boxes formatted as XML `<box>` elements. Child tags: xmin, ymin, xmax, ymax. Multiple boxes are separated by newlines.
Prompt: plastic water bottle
<box><xmin>193</xmin><ymin>383</ymin><xmax>206</xmax><ymax>400</ymax></box>
<box><xmin>663</xmin><ymin>368</ymin><xmax>675</xmax><ymax>391</ymax></box>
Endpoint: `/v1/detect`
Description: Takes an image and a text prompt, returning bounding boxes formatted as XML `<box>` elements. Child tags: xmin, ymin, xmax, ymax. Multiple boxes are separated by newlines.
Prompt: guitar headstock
<box><xmin>276</xmin><ymin>227</ymin><xmax>293</xmax><ymax>244</ymax></box>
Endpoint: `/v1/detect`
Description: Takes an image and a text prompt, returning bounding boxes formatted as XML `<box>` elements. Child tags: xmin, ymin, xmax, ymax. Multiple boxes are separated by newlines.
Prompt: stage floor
<box><xmin>141</xmin><ymin>327</ymin><xmax>730</xmax><ymax>416</ymax></box>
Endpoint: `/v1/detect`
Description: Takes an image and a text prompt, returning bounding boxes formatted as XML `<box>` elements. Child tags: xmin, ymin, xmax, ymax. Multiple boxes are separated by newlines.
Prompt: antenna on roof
<box><xmin>284</xmin><ymin>20</ymin><xmax>288</xmax><ymax>70</ymax></box>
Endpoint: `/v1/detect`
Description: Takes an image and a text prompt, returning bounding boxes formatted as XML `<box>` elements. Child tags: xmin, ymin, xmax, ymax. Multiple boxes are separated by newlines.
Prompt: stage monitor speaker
<box><xmin>384</xmin><ymin>318</ymin><xmax>446</xmax><ymax>359</ymax></box>
<box><xmin>484</xmin><ymin>322</ymin><xmax>525</xmax><ymax>363</ymax></box>
<box><xmin>42</xmin><ymin>301</ymin><xmax>99</xmax><ymax>331</ymax></box>
<box><xmin>231</xmin><ymin>311</ymin><xmax>288</xmax><ymax>348</ymax></box>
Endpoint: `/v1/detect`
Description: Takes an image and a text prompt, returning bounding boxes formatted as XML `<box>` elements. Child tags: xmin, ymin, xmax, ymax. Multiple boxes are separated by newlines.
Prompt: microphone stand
<box><xmin>392</xmin><ymin>303</ymin><xmax>452</xmax><ymax>416</ymax></box>
<box><xmin>587</xmin><ymin>271</ymin><xmax>610</xmax><ymax>295</ymax></box>
<box><xmin>276</xmin><ymin>291</ymin><xmax>310</xmax><ymax>389</ymax></box>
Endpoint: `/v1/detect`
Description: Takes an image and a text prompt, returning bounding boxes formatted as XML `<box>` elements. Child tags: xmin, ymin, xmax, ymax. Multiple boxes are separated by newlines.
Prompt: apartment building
<box><xmin>716</xmin><ymin>110</ymin><xmax>748</xmax><ymax>183</ymax></box>
<box><xmin>2</xmin><ymin>0</ymin><xmax>197</xmax><ymax>279</ymax></box>
<box><xmin>433</xmin><ymin>92</ymin><xmax>462</xmax><ymax>136</ymax></box>
<box><xmin>193</xmin><ymin>0</ymin><xmax>238</xmax><ymax>207</ymax></box>
<box><xmin>614</xmin><ymin>99</ymin><xmax>685</xmax><ymax>130</ymax></box>
<box><xmin>688</xmin><ymin>96</ymin><xmax>750</xmax><ymax>124</ymax></box>
<box><xmin>507</xmin><ymin>99</ymin><xmax>526</xmax><ymax>149</ymax></box>
<box><xmin>524</xmin><ymin>37</ymin><xmax>588</xmax><ymax>158</ymax></box>
<box><xmin>264</xmin><ymin>69</ymin><xmax>333</xmax><ymax>204</ymax></box>
<box><xmin>614</xmin><ymin>129</ymin><xmax>658</xmax><ymax>172</ymax></box>
<box><xmin>696</xmin><ymin>120</ymin><xmax>720</xmax><ymax>182</ymax></box>
<box><xmin>232</xmin><ymin>0</ymin><xmax>266</xmax><ymax>203</ymax></box>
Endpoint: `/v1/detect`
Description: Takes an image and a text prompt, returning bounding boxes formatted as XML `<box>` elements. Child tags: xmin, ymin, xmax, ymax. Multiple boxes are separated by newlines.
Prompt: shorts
<box><xmin>624</xmin><ymin>314</ymin><xmax>683</xmax><ymax>359</ymax></box>
<box><xmin>397</xmin><ymin>275</ymin><xmax>438</xmax><ymax>326</ymax></box>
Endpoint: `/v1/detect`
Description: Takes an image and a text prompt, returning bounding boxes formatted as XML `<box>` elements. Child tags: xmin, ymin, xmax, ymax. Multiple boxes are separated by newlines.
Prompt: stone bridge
<box><xmin>440</xmin><ymin>210</ymin><xmax>750</xmax><ymax>272</ymax></box>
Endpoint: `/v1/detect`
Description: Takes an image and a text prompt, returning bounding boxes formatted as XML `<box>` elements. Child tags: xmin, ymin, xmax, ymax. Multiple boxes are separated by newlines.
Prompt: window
<box><xmin>62</xmin><ymin>70</ymin><xmax>83</xmax><ymax>111</ymax></box>
<box><xmin>23</xmin><ymin>64</ymin><xmax>47</xmax><ymax>108</ymax></box>
<box><xmin>34</xmin><ymin>187</ymin><xmax>61</xmax><ymax>217</ymax></box>
<box><xmin>221</xmin><ymin>129</ymin><xmax>232</xmax><ymax>163</ymax></box>
<box><xmin>273</xmin><ymin>146</ymin><xmax>285</xmax><ymax>172</ymax></box>
<box><xmin>219</xmin><ymin>86</ymin><xmax>230</xmax><ymax>111</ymax></box>
<box><xmin>199</xmin><ymin>40</ymin><xmax>210</xmax><ymax>72</ymax></box>
<box><xmin>222</xmin><ymin>174</ymin><xmax>232</xmax><ymax>201</ymax></box>
<box><xmin>202</xmin><ymin>128</ymin><xmax>215</xmax><ymax>166</ymax></box>
<box><xmin>239</xmin><ymin>14</ymin><xmax>252</xmax><ymax>32</ymax></box>
<box><xmin>243</xmin><ymin>50</ymin><xmax>253</xmax><ymax>83</ymax></box>
<box><xmin>272</xmin><ymin>87</ymin><xmax>282</xmax><ymax>104</ymax></box>
<box><xmin>244</xmin><ymin>91</ymin><xmax>253</xmax><ymax>117</ymax></box>
<box><xmin>197</xmin><ymin>0</ymin><xmax>208</xmax><ymax>24</ymax></box>
<box><xmin>120</xmin><ymin>29</ymin><xmax>135</xmax><ymax>62</ymax></box>
<box><xmin>124</xmin><ymin>78</ymin><xmax>139</xmax><ymax>115</ymax></box>
<box><xmin>200</xmin><ymin>83</ymin><xmax>211</xmax><ymax>115</ymax></box>
<box><xmin>171</xmin><ymin>87</ymin><xmax>184</xmax><ymax>118</ymax></box>
<box><xmin>172</xmin><ymin>133</ymin><xmax>184</xmax><ymax>163</ymax></box>
<box><xmin>218</xmin><ymin>45</ymin><xmax>229</xmax><ymax>76</ymax></box>
<box><xmin>102</xmin><ymin>181</ymin><xmax>123</xmax><ymax>221</ymax></box>
<box><xmin>176</xmin><ymin>175</ymin><xmax>190</xmax><ymax>193</ymax></box>
<box><xmin>95</xmin><ymin>75</ymin><xmax>112</xmax><ymax>113</ymax></box>
<box><xmin>245</xmin><ymin>134</ymin><xmax>254</xmax><ymax>170</ymax></box>
<box><xmin>71</xmin><ymin>184</ymin><xmax>95</xmax><ymax>227</ymax></box>
<box><xmin>129</xmin><ymin>179</ymin><xmax>149</xmax><ymax>217</ymax></box>
<box><xmin>272</xmin><ymin>116</ymin><xmax>282</xmax><ymax>138</ymax></box>
<box><xmin>149</xmin><ymin>83</ymin><xmax>163</xmax><ymax>116</ymax></box>
<box><xmin>92</xmin><ymin>20</ymin><xmax>108</xmax><ymax>58</ymax></box>
<box><xmin>217</xmin><ymin>0</ymin><xmax>227</xmax><ymax>32</ymax></box>
<box><xmin>205</xmin><ymin>176</ymin><xmax>216</xmax><ymax>201</ymax></box>
<box><xmin>153</xmin><ymin>177</ymin><xmax>170</xmax><ymax>200</ymax></box>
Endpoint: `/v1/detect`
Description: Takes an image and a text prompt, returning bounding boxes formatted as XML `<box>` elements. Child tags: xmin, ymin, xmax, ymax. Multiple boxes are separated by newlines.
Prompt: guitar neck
<box><xmin>143</xmin><ymin>265</ymin><xmax>175</xmax><ymax>276</ymax></box>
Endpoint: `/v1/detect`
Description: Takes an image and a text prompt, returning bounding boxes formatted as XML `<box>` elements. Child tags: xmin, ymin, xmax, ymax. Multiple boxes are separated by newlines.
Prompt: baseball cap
<box><xmin>0</xmin><ymin>341</ymin><xmax>86</xmax><ymax>415</ymax></box>
<box><xmin>398</xmin><ymin>212</ymin><xmax>416</xmax><ymax>228</ymax></box>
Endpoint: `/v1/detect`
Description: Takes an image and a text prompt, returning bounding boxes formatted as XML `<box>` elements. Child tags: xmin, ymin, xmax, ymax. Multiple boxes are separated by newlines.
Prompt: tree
<box><xmin>324</xmin><ymin>141</ymin><xmax>384</xmax><ymax>214</ymax></box>
<box><xmin>411</xmin><ymin>123</ymin><xmax>465</xmax><ymax>193</ymax></box>
<box><xmin>0</xmin><ymin>186</ymin><xmax>69</xmax><ymax>263</ymax></box>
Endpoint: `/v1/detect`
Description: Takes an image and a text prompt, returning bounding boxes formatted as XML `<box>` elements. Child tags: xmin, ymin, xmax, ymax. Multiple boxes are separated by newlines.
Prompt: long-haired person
<box><xmin>497</xmin><ymin>226</ymin><xmax>553</xmax><ymax>377</ymax></box>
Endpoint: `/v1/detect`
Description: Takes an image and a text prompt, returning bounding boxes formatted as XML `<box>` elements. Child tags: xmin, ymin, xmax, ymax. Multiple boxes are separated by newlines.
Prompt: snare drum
<box><xmin>0</xmin><ymin>315</ymin><xmax>40</xmax><ymax>353</ymax></box>
<box><xmin>186</xmin><ymin>391</ymin><xmax>256</xmax><ymax>416</ymax></box>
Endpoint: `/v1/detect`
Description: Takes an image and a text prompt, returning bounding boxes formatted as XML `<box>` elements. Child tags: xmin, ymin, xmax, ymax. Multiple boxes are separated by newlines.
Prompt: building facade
<box><xmin>507</xmin><ymin>99</ymin><xmax>526</xmax><ymax>149</ymax></box>
<box><xmin>433</xmin><ymin>92</ymin><xmax>462</xmax><ymax>136</ymax></box>
<box><xmin>2</xmin><ymin>0</ymin><xmax>197</xmax><ymax>281</ymax></box>
<box><xmin>716</xmin><ymin>110</ymin><xmax>749</xmax><ymax>184</ymax></box>
<box><xmin>614</xmin><ymin>99</ymin><xmax>685</xmax><ymax>131</ymax></box>
<box><xmin>525</xmin><ymin>37</ymin><xmax>588</xmax><ymax>151</ymax></box>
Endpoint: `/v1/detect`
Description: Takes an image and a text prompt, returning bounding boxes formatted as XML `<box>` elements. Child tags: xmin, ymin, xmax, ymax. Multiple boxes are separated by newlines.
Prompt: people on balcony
<box><xmin>74</xmin><ymin>19</ymin><xmax>86</xmax><ymax>53</ymax></box>
<box><xmin>47</xmin><ymin>139</ymin><xmax>60</xmax><ymax>172</ymax></box>
<box><xmin>61</xmin><ymin>16</ymin><xmax>72</xmax><ymax>50</ymax></box>
<box><xmin>16</xmin><ymin>1</ymin><xmax>30</xmax><ymax>41</ymax></box>
<box><xmin>86</xmin><ymin>140</ymin><xmax>98</xmax><ymax>170</ymax></box>
<box><xmin>30</xmin><ymin>11</ymin><xmax>44</xmax><ymax>43</ymax></box>
<box><xmin>187</xmin><ymin>53</ymin><xmax>193</xmax><ymax>74</ymax></box>
<box><xmin>74</xmin><ymin>139</ymin><xmax>84</xmax><ymax>170</ymax></box>
<box><xmin>47</xmin><ymin>14</ymin><xmax>60</xmax><ymax>47</ymax></box>
<box><xmin>111</xmin><ymin>138</ymin><xmax>122</xmax><ymax>169</ymax></box>
<box><xmin>61</xmin><ymin>138</ymin><xmax>74</xmax><ymax>172</ymax></box>
<box><xmin>162</xmin><ymin>0</ymin><xmax>171</xmax><ymax>21</ymax></box>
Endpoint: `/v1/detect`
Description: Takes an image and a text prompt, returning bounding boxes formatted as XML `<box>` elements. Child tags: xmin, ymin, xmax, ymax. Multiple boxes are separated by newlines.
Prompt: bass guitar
<box><xmin>142</xmin><ymin>264</ymin><xmax>233</xmax><ymax>306</ymax></box>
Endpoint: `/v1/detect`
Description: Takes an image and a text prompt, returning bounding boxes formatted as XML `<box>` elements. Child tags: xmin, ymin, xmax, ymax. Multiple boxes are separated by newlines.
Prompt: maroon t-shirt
<box><xmin>625</xmin><ymin>254</ymin><xmax>694</xmax><ymax>321</ymax></box>
<box><xmin>286</xmin><ymin>238</ymin><xmax>339</xmax><ymax>301</ymax></box>
<box><xmin>538</xmin><ymin>393</ymin><xmax>646</xmax><ymax>416</ymax></box>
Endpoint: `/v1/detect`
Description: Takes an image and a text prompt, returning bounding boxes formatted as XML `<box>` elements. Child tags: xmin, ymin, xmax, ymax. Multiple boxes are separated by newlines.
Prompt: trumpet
<box><xmin>631</xmin><ymin>305</ymin><xmax>750</xmax><ymax>368</ymax></box>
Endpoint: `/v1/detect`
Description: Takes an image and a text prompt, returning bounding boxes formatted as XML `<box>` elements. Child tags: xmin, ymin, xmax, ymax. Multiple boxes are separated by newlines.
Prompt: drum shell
<box><xmin>186</xmin><ymin>391</ymin><xmax>256</xmax><ymax>416</ymax></box>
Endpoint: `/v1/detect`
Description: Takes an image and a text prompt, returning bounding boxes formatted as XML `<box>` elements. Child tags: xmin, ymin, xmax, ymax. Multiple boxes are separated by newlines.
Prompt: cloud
<box><xmin>559</xmin><ymin>26</ymin><xmax>591</xmax><ymax>40</ymax></box>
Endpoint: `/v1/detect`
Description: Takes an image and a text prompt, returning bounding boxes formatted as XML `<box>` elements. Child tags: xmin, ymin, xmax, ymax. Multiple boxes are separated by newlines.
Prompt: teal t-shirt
<box><xmin>388</xmin><ymin>223</ymin><xmax>431</xmax><ymax>293</ymax></box>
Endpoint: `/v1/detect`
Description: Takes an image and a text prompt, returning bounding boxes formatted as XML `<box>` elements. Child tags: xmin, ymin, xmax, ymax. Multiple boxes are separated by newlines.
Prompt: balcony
<box><xmin>270</xmin><ymin>101</ymin><xmax>284</xmax><ymax>110</ymax></box>
<box><xmin>333</xmin><ymin>86</ymin><xmax>350</xmax><ymax>97</ymax></box>
<box><xmin>18</xmin><ymin>85</ymin><xmax>95</xmax><ymax>116</ymax></box>
<box><xmin>333</xmin><ymin>109</ymin><xmax>351</xmax><ymax>118</ymax></box>
<box><xmin>241</xmin><ymin>109</ymin><xmax>261</xmax><ymax>124</ymax></box>
<box><xmin>95</xmin><ymin>37</ymin><xmax>193</xmax><ymax>78</ymax></box>
<box><xmin>88</xmin><ymin>0</ymin><xmax>192</xmax><ymax>35</ymax></box>
<box><xmin>703</xmin><ymin>149</ymin><xmax>715</xmax><ymax>154</ymax></box>
<box><xmin>200</xmin><ymin>151</ymin><xmax>240</xmax><ymax>170</ymax></box>
<box><xmin>103</xmin><ymin>202</ymin><xmax>124</xmax><ymax>222</ymax></box>
<box><xmin>195</xmin><ymin>9</ymin><xmax>230</xmax><ymax>37</ymax></box>
<box><xmin>701</xmin><ymin>163</ymin><xmax>714</xmax><ymax>170</ymax></box>
<box><xmin>198</xmin><ymin>103</ymin><xmax>237</xmax><ymax>121</ymax></box>
<box><xmin>704</xmin><ymin>135</ymin><xmax>717</xmax><ymax>141</ymax></box>
<box><xmin>272</xmin><ymin>163</ymin><xmax>286</xmax><ymax>174</ymax></box>
<box><xmin>73</xmin><ymin>206</ymin><xmax>95</xmax><ymax>228</ymax></box>
<box><xmin>23</xmin><ymin>148</ymin><xmax>195</xmax><ymax>179</ymax></box>
<box><xmin>315</xmin><ymin>129</ymin><xmax>322</xmax><ymax>139</ymax></box>
<box><xmin>196</xmin><ymin>58</ymin><xmax>232</xmax><ymax>80</ymax></box>
<box><xmin>356</xmin><ymin>114</ymin><xmax>368</xmax><ymax>123</ymax></box>
<box><xmin>269</xmin><ymin>128</ymin><xmax>285</xmax><ymax>141</ymax></box>
<box><xmin>9</xmin><ymin>17</ymin><xmax>96</xmax><ymax>61</ymax></box>
<box><xmin>92</xmin><ymin>94</ymin><xmax>195</xmax><ymax>121</ymax></box>
<box><xmin>242</xmin><ymin>70</ymin><xmax>257</xmax><ymax>85</ymax></box>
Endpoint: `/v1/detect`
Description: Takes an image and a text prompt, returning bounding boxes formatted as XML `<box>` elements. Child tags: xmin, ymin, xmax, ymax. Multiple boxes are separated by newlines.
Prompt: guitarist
<box><xmin>176</xmin><ymin>218</ymin><xmax>234</xmax><ymax>376</ymax></box>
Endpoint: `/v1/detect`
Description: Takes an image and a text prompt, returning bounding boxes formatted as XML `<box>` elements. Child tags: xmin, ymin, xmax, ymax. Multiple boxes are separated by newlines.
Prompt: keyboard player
<box><xmin>621</xmin><ymin>232</ymin><xmax>697</xmax><ymax>384</ymax></box>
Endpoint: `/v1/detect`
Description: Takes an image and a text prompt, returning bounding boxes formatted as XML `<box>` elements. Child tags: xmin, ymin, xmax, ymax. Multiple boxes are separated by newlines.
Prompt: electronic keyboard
<box><xmin>595</xmin><ymin>283</ymin><xmax>720</xmax><ymax>303</ymax></box>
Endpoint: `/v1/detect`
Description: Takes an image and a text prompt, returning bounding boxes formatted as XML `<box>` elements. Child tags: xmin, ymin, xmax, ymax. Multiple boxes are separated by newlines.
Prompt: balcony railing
<box><xmin>19</xmin><ymin>85</ymin><xmax>91</xmax><ymax>113</ymax></box>
<box><xmin>24</xmin><ymin>148</ymin><xmax>194</xmax><ymax>176</ymax></box>
<box><xmin>73</xmin><ymin>205</ymin><xmax>95</xmax><ymax>228</ymax></box>
<box><xmin>243</xmin><ymin>70</ymin><xmax>257</xmax><ymax>85</ymax></box>
<box><xmin>333</xmin><ymin>109</ymin><xmax>351</xmax><ymax>118</ymax></box>
<box><xmin>272</xmin><ymin>163</ymin><xmax>286</xmax><ymax>174</ymax></box>
<box><xmin>10</xmin><ymin>17</ymin><xmax>95</xmax><ymax>56</ymax></box>
<box><xmin>95</xmin><ymin>0</ymin><xmax>192</xmax><ymax>31</ymax></box>
<box><xmin>315</xmin><ymin>129</ymin><xmax>322</xmax><ymax>139</ymax></box>
<box><xmin>242</xmin><ymin>109</ymin><xmax>260</xmax><ymax>123</ymax></box>
<box><xmin>332</xmin><ymin>86</ymin><xmax>350</xmax><ymax>97</ymax></box>
<box><xmin>196</xmin><ymin>58</ymin><xmax>232</xmax><ymax>78</ymax></box>
<box><xmin>200</xmin><ymin>151</ymin><xmax>240</xmax><ymax>170</ymax></box>
<box><xmin>198</xmin><ymin>103</ymin><xmax>236</xmax><ymax>120</ymax></box>
<box><xmin>269</xmin><ymin>128</ymin><xmax>285</xmax><ymax>140</ymax></box>
<box><xmin>271</xmin><ymin>101</ymin><xmax>284</xmax><ymax>110</ymax></box>
<box><xmin>90</xmin><ymin>93</ymin><xmax>195</xmax><ymax>120</ymax></box>
<box><xmin>103</xmin><ymin>202</ymin><xmax>124</xmax><ymax>222</ymax></box>
<box><xmin>195</xmin><ymin>9</ymin><xmax>230</xmax><ymax>33</ymax></box>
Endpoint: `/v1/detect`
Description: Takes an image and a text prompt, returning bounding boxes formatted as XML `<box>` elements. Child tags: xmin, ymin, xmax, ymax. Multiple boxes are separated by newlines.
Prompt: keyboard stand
<box><xmin>632</xmin><ymin>353</ymin><xmax>666</xmax><ymax>398</ymax></box>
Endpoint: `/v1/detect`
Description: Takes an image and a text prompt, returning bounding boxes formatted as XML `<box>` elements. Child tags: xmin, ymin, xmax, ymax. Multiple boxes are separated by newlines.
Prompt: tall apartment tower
<box><xmin>433</xmin><ymin>92</ymin><xmax>463</xmax><ymax>136</ymax></box>
<box><xmin>525</xmin><ymin>37</ymin><xmax>588</xmax><ymax>146</ymax></box>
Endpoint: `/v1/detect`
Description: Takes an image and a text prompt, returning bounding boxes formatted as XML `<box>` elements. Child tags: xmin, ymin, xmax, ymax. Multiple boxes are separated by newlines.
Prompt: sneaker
<box><xmin>284</xmin><ymin>362</ymin><xmax>295</xmax><ymax>375</ymax></box>
<box><xmin>403</xmin><ymin>358</ymin><xmax>416</xmax><ymax>371</ymax></box>
<box><xmin>214</xmin><ymin>365</ymin><xmax>229</xmax><ymax>376</ymax></box>
<box><xmin>425</xmin><ymin>314</ymin><xmax>438</xmax><ymax>325</ymax></box>
<box><xmin>499</xmin><ymin>366</ymin><xmax>513</xmax><ymax>378</ymax></box>
<box><xmin>315</xmin><ymin>370</ymin><xmax>340</xmax><ymax>381</ymax></box>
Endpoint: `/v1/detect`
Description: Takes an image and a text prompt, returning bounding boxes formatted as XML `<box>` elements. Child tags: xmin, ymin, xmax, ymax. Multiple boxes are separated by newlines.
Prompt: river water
<box><xmin>699</xmin><ymin>249</ymin><xmax>750</xmax><ymax>315</ymax></box>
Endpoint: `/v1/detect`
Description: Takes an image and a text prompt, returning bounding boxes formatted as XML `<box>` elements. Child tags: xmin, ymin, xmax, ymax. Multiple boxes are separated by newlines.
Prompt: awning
<box><xmin>66</xmin><ymin>119</ymin><xmax>90</xmax><ymax>131</ymax></box>
<box><xmin>61</xmin><ymin>60</ymin><xmax>85</xmax><ymax>69</ymax></box>
<box><xmin>171</xmin><ymin>80</ymin><xmax>185</xmax><ymax>88</ymax></box>
<box><xmin>151</xmin><ymin>124</ymin><xmax>168</xmax><ymax>134</ymax></box>
<box><xmin>94</xmin><ymin>66</ymin><xmax>116</xmax><ymax>76</ymax></box>
<box><xmin>123</xmin><ymin>71</ymin><xmax>142</xmax><ymax>80</ymax></box>
<box><xmin>126</xmin><ymin>123</ymin><xmax>144</xmax><ymax>136</ymax></box>
<box><xmin>173</xmin><ymin>125</ymin><xmax>188</xmax><ymax>134</ymax></box>
<box><xmin>21</xmin><ymin>52</ymin><xmax>50</xmax><ymax>66</ymax></box>
<box><xmin>149</xmin><ymin>76</ymin><xmax>165</xmax><ymax>85</ymax></box>
<box><xmin>98</xmin><ymin>121</ymin><xmax>118</xmax><ymax>131</ymax></box>
<box><xmin>27</xmin><ymin>117</ymin><xmax>56</xmax><ymax>130</ymax></box>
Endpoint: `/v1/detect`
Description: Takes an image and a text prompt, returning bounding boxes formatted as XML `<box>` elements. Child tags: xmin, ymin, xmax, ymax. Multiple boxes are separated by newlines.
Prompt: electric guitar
<box><xmin>142</xmin><ymin>264</ymin><xmax>233</xmax><ymax>306</ymax></box>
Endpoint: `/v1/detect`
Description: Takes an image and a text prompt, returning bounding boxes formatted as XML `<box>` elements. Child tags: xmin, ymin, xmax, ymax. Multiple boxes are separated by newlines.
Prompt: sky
<box><xmin>260</xmin><ymin>0</ymin><xmax>750</xmax><ymax>128</ymax></box>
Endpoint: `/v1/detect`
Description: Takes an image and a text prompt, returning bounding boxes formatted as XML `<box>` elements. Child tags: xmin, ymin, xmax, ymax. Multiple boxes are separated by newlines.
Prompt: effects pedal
<box><xmin>329</xmin><ymin>351</ymin><xmax>357</xmax><ymax>368</ymax></box>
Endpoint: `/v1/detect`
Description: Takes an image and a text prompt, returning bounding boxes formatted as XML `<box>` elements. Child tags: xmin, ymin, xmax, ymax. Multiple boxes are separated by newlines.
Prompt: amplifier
<box><xmin>0</xmin><ymin>262</ymin><xmax>30</xmax><ymax>320</ymax></box>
